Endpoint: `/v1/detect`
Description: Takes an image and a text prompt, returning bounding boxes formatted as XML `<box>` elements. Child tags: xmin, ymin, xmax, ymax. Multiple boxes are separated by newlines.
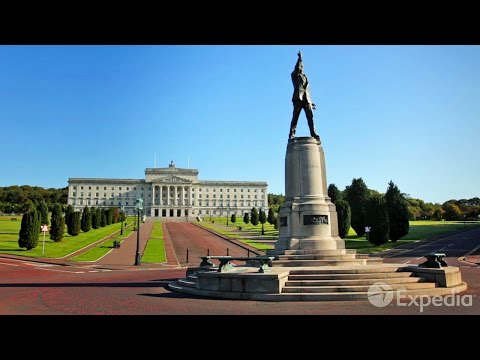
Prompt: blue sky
<box><xmin>0</xmin><ymin>45</ymin><xmax>478</xmax><ymax>204</ymax></box>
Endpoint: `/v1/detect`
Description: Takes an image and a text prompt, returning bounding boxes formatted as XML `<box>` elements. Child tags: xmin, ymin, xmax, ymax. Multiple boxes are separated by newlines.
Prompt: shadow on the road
<box><xmin>0</xmin><ymin>279</ymin><xmax>180</xmax><ymax>288</ymax></box>
<box><xmin>387</xmin><ymin>249</ymin><xmax>472</xmax><ymax>258</ymax></box>
<box><xmin>139</xmin><ymin>291</ymin><xmax>214</xmax><ymax>300</ymax></box>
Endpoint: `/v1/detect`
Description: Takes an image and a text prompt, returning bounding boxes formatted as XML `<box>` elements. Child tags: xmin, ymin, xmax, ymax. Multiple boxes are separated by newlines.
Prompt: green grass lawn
<box><xmin>0</xmin><ymin>215</ymin><xmax>135</xmax><ymax>258</ymax></box>
<box><xmin>70</xmin><ymin>219</ymin><xmax>135</xmax><ymax>262</ymax></box>
<box><xmin>141</xmin><ymin>220</ymin><xmax>166</xmax><ymax>263</ymax></box>
<box><xmin>238</xmin><ymin>239</ymin><xmax>274</xmax><ymax>251</ymax></box>
<box><xmin>345</xmin><ymin>221</ymin><xmax>480</xmax><ymax>253</ymax></box>
<box><xmin>198</xmin><ymin>217</ymin><xmax>480</xmax><ymax>253</ymax></box>
<box><xmin>197</xmin><ymin>218</ymin><xmax>276</xmax><ymax>250</ymax></box>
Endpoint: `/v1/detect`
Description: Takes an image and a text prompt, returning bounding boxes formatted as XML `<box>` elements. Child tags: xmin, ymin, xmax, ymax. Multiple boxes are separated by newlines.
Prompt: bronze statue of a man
<box><xmin>288</xmin><ymin>51</ymin><xmax>320</xmax><ymax>140</ymax></box>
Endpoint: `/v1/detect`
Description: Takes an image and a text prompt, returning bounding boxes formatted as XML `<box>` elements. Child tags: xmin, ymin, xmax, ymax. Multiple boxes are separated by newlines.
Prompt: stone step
<box><xmin>282</xmin><ymin>282</ymin><xmax>437</xmax><ymax>293</ymax></box>
<box><xmin>186</xmin><ymin>274</ymin><xmax>198</xmax><ymax>281</ymax></box>
<box><xmin>177</xmin><ymin>278</ymin><xmax>196</xmax><ymax>288</ymax></box>
<box><xmin>285</xmin><ymin>276</ymin><xmax>426</xmax><ymax>287</ymax></box>
<box><xmin>277</xmin><ymin>254</ymin><xmax>358</xmax><ymax>260</ymax></box>
<box><xmin>289</xmin><ymin>266</ymin><xmax>403</xmax><ymax>275</ymax></box>
<box><xmin>168</xmin><ymin>281</ymin><xmax>468</xmax><ymax>301</ymax></box>
<box><xmin>267</xmin><ymin>249</ymin><xmax>357</xmax><ymax>256</ymax></box>
<box><xmin>288</xmin><ymin>271</ymin><xmax>414</xmax><ymax>280</ymax></box>
<box><xmin>274</xmin><ymin>259</ymin><xmax>371</xmax><ymax>267</ymax></box>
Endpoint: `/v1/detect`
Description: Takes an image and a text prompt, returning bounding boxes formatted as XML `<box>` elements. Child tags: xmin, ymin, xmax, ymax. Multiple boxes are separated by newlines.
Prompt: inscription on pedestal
<box><xmin>280</xmin><ymin>217</ymin><xmax>288</xmax><ymax>227</ymax></box>
<box><xmin>303</xmin><ymin>215</ymin><xmax>328</xmax><ymax>225</ymax></box>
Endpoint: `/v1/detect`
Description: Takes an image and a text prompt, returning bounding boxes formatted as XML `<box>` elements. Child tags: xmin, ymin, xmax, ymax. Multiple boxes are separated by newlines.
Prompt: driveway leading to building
<box><xmin>165</xmin><ymin>222</ymin><xmax>251</xmax><ymax>265</ymax></box>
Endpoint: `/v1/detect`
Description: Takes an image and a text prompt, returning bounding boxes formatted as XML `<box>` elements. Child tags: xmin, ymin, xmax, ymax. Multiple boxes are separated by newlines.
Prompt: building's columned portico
<box><xmin>150</xmin><ymin>181</ymin><xmax>193</xmax><ymax>218</ymax></box>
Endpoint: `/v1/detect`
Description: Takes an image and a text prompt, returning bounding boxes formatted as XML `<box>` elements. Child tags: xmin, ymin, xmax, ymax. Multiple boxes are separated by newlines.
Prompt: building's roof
<box><xmin>69</xmin><ymin>178</ymin><xmax>145</xmax><ymax>184</ymax></box>
<box><xmin>198</xmin><ymin>180</ymin><xmax>267</xmax><ymax>186</ymax></box>
<box><xmin>145</xmin><ymin>167</ymin><xmax>199</xmax><ymax>175</ymax></box>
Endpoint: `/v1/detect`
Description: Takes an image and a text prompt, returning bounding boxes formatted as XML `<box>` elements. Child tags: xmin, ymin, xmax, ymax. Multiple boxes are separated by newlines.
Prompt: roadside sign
<box><xmin>41</xmin><ymin>224</ymin><xmax>48</xmax><ymax>256</ymax></box>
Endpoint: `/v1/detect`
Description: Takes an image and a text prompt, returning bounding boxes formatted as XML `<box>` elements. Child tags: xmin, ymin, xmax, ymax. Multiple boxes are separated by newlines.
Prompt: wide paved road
<box><xmin>1</xmin><ymin>225</ymin><xmax>479</xmax><ymax>315</ymax></box>
<box><xmin>165</xmin><ymin>222</ymin><xmax>251</xmax><ymax>265</ymax></box>
<box><xmin>380</xmin><ymin>226</ymin><xmax>480</xmax><ymax>266</ymax></box>
<box><xmin>0</xmin><ymin>256</ymin><xmax>479</xmax><ymax>315</ymax></box>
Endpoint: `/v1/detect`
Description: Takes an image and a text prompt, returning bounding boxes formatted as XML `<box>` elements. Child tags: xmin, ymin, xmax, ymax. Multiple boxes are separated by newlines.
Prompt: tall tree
<box><xmin>443</xmin><ymin>203</ymin><xmax>461</xmax><ymax>220</ymax></box>
<box><xmin>108</xmin><ymin>207</ymin><xmax>115</xmax><ymax>224</ymax></box>
<box><xmin>81</xmin><ymin>206</ymin><xmax>91</xmax><ymax>233</ymax></box>
<box><xmin>267</xmin><ymin>208</ymin><xmax>275</xmax><ymax>225</ymax></box>
<box><xmin>328</xmin><ymin>184</ymin><xmax>341</xmax><ymax>204</ymax></box>
<box><xmin>433</xmin><ymin>207</ymin><xmax>444</xmax><ymax>221</ymax></box>
<box><xmin>38</xmin><ymin>200</ymin><xmax>49</xmax><ymax>226</ymax></box>
<box><xmin>91</xmin><ymin>206</ymin><xmax>98</xmax><ymax>229</ymax></box>
<box><xmin>112</xmin><ymin>207</ymin><xmax>120</xmax><ymax>223</ymax></box>
<box><xmin>96</xmin><ymin>208</ymin><xmax>102</xmax><ymax>228</ymax></box>
<box><xmin>268</xmin><ymin>193</ymin><xmax>285</xmax><ymax>214</ymax></box>
<box><xmin>243</xmin><ymin>212</ymin><xmax>250</xmax><ymax>225</ymax></box>
<box><xmin>250</xmin><ymin>207</ymin><xmax>259</xmax><ymax>226</ymax></box>
<box><xmin>273</xmin><ymin>213</ymin><xmax>279</xmax><ymax>230</ymax></box>
<box><xmin>18</xmin><ymin>207</ymin><xmax>41</xmax><ymax>250</ymax></box>
<box><xmin>259</xmin><ymin>208</ymin><xmax>267</xmax><ymax>235</ymax></box>
<box><xmin>105</xmin><ymin>209</ymin><xmax>112</xmax><ymax>225</ymax></box>
<box><xmin>335</xmin><ymin>200</ymin><xmax>351</xmax><ymax>239</ymax></box>
<box><xmin>49</xmin><ymin>203</ymin><xmax>65</xmax><ymax>242</ymax></box>
<box><xmin>119</xmin><ymin>209</ymin><xmax>126</xmax><ymax>222</ymax></box>
<box><xmin>385</xmin><ymin>181</ymin><xmax>409</xmax><ymax>241</ymax></box>
<box><xmin>344</xmin><ymin>178</ymin><xmax>369</xmax><ymax>236</ymax></box>
<box><xmin>365</xmin><ymin>195</ymin><xmax>390</xmax><ymax>246</ymax></box>
<box><xmin>64</xmin><ymin>204</ymin><xmax>74</xmax><ymax>229</ymax></box>
<box><xmin>68</xmin><ymin>212</ymin><xmax>81</xmax><ymax>236</ymax></box>
<box><xmin>100</xmin><ymin>209</ymin><xmax>107</xmax><ymax>227</ymax></box>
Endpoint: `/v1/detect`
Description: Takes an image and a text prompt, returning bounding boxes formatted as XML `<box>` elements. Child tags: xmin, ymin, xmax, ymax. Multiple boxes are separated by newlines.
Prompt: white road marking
<box><xmin>404</xmin><ymin>256</ymin><xmax>424</xmax><ymax>264</ymax></box>
<box><xmin>31</xmin><ymin>263</ymin><xmax>55</xmax><ymax>267</ymax></box>
<box><xmin>0</xmin><ymin>262</ymin><xmax>19</xmax><ymax>267</ymax></box>
<box><xmin>34</xmin><ymin>267</ymin><xmax>84</xmax><ymax>274</ymax></box>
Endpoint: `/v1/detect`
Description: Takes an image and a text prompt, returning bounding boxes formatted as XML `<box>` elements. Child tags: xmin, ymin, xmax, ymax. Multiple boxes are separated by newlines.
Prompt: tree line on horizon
<box><xmin>0</xmin><ymin>185</ymin><xmax>67</xmax><ymax>214</ymax></box>
<box><xmin>267</xmin><ymin>179</ymin><xmax>480</xmax><ymax>246</ymax></box>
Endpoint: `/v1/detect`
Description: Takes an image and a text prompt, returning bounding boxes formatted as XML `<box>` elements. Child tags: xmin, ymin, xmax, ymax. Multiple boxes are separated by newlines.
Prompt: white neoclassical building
<box><xmin>67</xmin><ymin>163</ymin><xmax>268</xmax><ymax>219</ymax></box>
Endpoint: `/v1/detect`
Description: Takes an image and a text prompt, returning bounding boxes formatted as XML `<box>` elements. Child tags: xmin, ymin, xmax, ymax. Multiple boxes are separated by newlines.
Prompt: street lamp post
<box><xmin>365</xmin><ymin>226</ymin><xmax>371</xmax><ymax>242</ymax></box>
<box><xmin>134</xmin><ymin>198</ymin><xmax>143</xmax><ymax>266</ymax></box>
<box><xmin>226</xmin><ymin>207</ymin><xmax>229</xmax><ymax>226</ymax></box>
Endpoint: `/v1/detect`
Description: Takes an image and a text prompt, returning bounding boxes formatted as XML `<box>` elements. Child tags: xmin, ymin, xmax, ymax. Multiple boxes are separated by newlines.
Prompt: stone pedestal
<box><xmin>275</xmin><ymin>137</ymin><xmax>344</xmax><ymax>251</ymax></box>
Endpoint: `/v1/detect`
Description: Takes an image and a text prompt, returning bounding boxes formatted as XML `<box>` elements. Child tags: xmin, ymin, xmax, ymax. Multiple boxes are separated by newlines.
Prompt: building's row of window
<box><xmin>74</xmin><ymin>192</ymin><xmax>143</xmax><ymax>198</ymax></box>
<box><xmin>73</xmin><ymin>200</ymin><xmax>152</xmax><ymax>206</ymax></box>
<box><xmin>72</xmin><ymin>199</ymin><xmax>264</xmax><ymax>207</ymax></box>
<box><xmin>198</xmin><ymin>209</ymin><xmax>262</xmax><ymax>215</ymax></box>
<box><xmin>197</xmin><ymin>201</ymin><xmax>263</xmax><ymax>207</ymax></box>
<box><xmin>72</xmin><ymin>186</ymin><xmax>143</xmax><ymax>191</ymax></box>
<box><xmin>195</xmin><ymin>194</ymin><xmax>263</xmax><ymax>199</ymax></box>
<box><xmin>73</xmin><ymin>192</ymin><xmax>265</xmax><ymax>200</ymax></box>
<box><xmin>196</xmin><ymin>188</ymin><xmax>264</xmax><ymax>193</ymax></box>
<box><xmin>71</xmin><ymin>185</ymin><xmax>265</xmax><ymax>193</ymax></box>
